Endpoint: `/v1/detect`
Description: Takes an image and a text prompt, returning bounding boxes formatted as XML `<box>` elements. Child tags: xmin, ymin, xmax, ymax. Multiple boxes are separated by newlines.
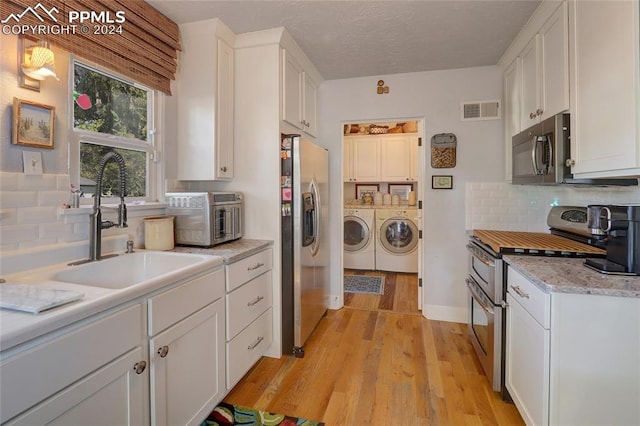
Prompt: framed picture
<box><xmin>355</xmin><ymin>184</ymin><xmax>379</xmax><ymax>200</ymax></box>
<box><xmin>12</xmin><ymin>98</ymin><xmax>55</xmax><ymax>149</ymax></box>
<box><xmin>432</xmin><ymin>175</ymin><xmax>453</xmax><ymax>189</ymax></box>
<box><xmin>389</xmin><ymin>183</ymin><xmax>413</xmax><ymax>200</ymax></box>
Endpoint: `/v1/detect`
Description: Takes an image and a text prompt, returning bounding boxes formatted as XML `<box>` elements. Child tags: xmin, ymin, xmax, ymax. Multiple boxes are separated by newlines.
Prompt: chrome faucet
<box><xmin>88</xmin><ymin>151</ymin><xmax>128</xmax><ymax>261</ymax></box>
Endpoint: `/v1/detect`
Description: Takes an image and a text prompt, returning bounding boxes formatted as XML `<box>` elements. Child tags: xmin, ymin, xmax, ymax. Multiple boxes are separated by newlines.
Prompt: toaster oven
<box><xmin>165</xmin><ymin>191</ymin><xmax>243</xmax><ymax>246</ymax></box>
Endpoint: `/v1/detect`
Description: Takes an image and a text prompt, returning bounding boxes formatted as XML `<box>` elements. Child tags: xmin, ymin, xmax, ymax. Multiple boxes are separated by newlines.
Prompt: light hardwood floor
<box><xmin>224</xmin><ymin>271</ymin><xmax>523</xmax><ymax>425</ymax></box>
<box><xmin>343</xmin><ymin>269</ymin><xmax>421</xmax><ymax>315</ymax></box>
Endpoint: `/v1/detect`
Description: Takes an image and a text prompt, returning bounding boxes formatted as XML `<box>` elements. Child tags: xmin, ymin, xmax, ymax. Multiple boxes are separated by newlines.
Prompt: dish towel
<box><xmin>0</xmin><ymin>283</ymin><xmax>83</xmax><ymax>314</ymax></box>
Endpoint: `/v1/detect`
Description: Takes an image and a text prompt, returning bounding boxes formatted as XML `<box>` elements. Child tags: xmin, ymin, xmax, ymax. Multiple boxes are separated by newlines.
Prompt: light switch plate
<box><xmin>23</xmin><ymin>151</ymin><xmax>43</xmax><ymax>175</ymax></box>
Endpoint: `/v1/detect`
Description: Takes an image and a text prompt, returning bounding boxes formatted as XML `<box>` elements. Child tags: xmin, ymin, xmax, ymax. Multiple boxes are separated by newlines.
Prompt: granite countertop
<box><xmin>172</xmin><ymin>239</ymin><xmax>273</xmax><ymax>264</ymax></box>
<box><xmin>504</xmin><ymin>255</ymin><xmax>640</xmax><ymax>298</ymax></box>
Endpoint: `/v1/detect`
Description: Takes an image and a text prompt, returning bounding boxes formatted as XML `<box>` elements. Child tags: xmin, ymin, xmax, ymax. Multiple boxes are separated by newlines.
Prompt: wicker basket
<box><xmin>369</xmin><ymin>125</ymin><xmax>389</xmax><ymax>134</ymax></box>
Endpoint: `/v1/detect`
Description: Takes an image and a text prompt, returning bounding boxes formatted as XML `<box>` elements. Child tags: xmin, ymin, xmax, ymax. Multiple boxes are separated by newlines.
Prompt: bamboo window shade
<box><xmin>2</xmin><ymin>0</ymin><xmax>180</xmax><ymax>94</ymax></box>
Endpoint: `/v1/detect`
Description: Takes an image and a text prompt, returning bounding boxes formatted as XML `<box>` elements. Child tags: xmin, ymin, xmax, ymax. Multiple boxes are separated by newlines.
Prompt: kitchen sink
<box><xmin>52</xmin><ymin>251</ymin><xmax>218</xmax><ymax>289</ymax></box>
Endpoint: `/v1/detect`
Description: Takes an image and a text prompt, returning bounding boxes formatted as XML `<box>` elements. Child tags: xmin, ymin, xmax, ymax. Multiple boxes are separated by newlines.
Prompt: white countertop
<box><xmin>0</xmin><ymin>249</ymin><xmax>223</xmax><ymax>352</ymax></box>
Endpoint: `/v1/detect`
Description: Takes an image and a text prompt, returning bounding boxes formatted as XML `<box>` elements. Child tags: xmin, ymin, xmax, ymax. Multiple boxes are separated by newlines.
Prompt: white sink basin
<box><xmin>52</xmin><ymin>251</ymin><xmax>218</xmax><ymax>289</ymax></box>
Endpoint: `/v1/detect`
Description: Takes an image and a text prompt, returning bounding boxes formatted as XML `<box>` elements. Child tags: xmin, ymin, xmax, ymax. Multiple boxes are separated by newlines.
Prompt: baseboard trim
<box><xmin>423</xmin><ymin>304</ymin><xmax>467</xmax><ymax>324</ymax></box>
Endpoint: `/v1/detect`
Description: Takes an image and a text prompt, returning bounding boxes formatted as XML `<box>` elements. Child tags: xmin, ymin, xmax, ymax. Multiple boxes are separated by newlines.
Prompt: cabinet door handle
<box><xmin>247</xmin><ymin>262</ymin><xmax>264</xmax><ymax>271</ymax></box>
<box><xmin>157</xmin><ymin>345</ymin><xmax>169</xmax><ymax>358</ymax></box>
<box><xmin>133</xmin><ymin>361</ymin><xmax>147</xmax><ymax>374</ymax></box>
<box><xmin>247</xmin><ymin>296</ymin><xmax>264</xmax><ymax>307</ymax></box>
<box><xmin>536</xmin><ymin>108</ymin><xmax>543</xmax><ymax>117</ymax></box>
<box><xmin>565</xmin><ymin>158</ymin><xmax>576</xmax><ymax>167</ymax></box>
<box><xmin>220</xmin><ymin>166</ymin><xmax>228</xmax><ymax>172</ymax></box>
<box><xmin>529</xmin><ymin>112</ymin><xmax>536</xmax><ymax>119</ymax></box>
<box><xmin>510</xmin><ymin>285</ymin><xmax>530</xmax><ymax>299</ymax></box>
<box><xmin>247</xmin><ymin>336</ymin><xmax>264</xmax><ymax>350</ymax></box>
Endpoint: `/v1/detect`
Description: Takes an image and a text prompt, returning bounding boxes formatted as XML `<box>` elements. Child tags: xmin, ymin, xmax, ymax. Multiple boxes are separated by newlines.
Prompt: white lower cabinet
<box><xmin>506</xmin><ymin>266</ymin><xmax>640</xmax><ymax>426</ymax></box>
<box><xmin>149</xmin><ymin>268</ymin><xmax>226</xmax><ymax>426</ymax></box>
<box><xmin>7</xmin><ymin>347</ymin><xmax>146</xmax><ymax>426</ymax></box>
<box><xmin>150</xmin><ymin>299</ymin><xmax>225</xmax><ymax>426</ymax></box>
<box><xmin>224</xmin><ymin>248</ymin><xmax>274</xmax><ymax>390</ymax></box>
<box><xmin>226</xmin><ymin>308</ymin><xmax>273</xmax><ymax>389</ymax></box>
<box><xmin>0</xmin><ymin>266</ymin><xmax>228</xmax><ymax>426</ymax></box>
<box><xmin>506</xmin><ymin>292</ymin><xmax>550</xmax><ymax>426</ymax></box>
<box><xmin>0</xmin><ymin>304</ymin><xmax>146</xmax><ymax>425</ymax></box>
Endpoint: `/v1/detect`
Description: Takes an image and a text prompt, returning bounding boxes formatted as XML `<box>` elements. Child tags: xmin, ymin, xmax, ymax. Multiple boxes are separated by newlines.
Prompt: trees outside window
<box><xmin>72</xmin><ymin>61</ymin><xmax>156</xmax><ymax>200</ymax></box>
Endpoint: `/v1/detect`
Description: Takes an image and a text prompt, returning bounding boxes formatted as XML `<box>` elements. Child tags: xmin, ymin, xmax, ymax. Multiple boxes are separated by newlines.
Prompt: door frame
<box><xmin>339</xmin><ymin>117</ymin><xmax>426</xmax><ymax>312</ymax></box>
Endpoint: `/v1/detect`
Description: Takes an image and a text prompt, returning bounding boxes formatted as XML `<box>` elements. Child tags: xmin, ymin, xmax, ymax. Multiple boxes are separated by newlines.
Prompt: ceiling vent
<box><xmin>461</xmin><ymin>100</ymin><xmax>501</xmax><ymax>121</ymax></box>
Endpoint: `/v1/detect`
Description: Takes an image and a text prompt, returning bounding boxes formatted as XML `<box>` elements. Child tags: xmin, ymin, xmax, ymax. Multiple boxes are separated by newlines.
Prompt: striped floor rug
<box><xmin>344</xmin><ymin>275</ymin><xmax>385</xmax><ymax>295</ymax></box>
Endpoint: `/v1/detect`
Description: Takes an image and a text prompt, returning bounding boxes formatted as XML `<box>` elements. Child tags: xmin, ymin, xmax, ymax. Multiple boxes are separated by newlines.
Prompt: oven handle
<box><xmin>466</xmin><ymin>244</ymin><xmax>495</xmax><ymax>268</ymax></box>
<box><xmin>466</xmin><ymin>278</ymin><xmax>494</xmax><ymax>315</ymax></box>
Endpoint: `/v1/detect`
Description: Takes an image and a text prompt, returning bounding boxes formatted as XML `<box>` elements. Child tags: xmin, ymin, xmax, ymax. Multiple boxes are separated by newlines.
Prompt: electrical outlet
<box><xmin>23</xmin><ymin>151</ymin><xmax>43</xmax><ymax>175</ymax></box>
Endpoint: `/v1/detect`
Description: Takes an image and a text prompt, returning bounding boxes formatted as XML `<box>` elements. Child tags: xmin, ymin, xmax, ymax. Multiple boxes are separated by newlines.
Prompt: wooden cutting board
<box><xmin>472</xmin><ymin>230</ymin><xmax>605</xmax><ymax>255</ymax></box>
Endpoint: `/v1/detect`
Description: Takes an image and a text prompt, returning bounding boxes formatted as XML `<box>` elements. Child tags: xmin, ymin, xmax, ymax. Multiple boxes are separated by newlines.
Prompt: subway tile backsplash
<box><xmin>0</xmin><ymin>172</ymin><xmax>163</xmax><ymax>252</ymax></box>
<box><xmin>466</xmin><ymin>182</ymin><xmax>640</xmax><ymax>232</ymax></box>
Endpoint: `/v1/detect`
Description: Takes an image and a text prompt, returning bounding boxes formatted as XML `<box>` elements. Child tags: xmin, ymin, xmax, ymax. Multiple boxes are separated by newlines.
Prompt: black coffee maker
<box><xmin>585</xmin><ymin>205</ymin><xmax>640</xmax><ymax>275</ymax></box>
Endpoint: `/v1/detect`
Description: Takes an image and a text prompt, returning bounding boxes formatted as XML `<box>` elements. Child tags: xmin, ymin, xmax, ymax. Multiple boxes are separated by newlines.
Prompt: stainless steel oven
<box><xmin>466</xmin><ymin>240</ymin><xmax>506</xmax><ymax>397</ymax></box>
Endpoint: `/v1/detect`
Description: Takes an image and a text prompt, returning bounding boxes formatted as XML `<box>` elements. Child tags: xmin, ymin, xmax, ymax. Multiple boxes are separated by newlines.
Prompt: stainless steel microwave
<box><xmin>165</xmin><ymin>191</ymin><xmax>243</xmax><ymax>246</ymax></box>
<box><xmin>512</xmin><ymin>114</ymin><xmax>637</xmax><ymax>186</ymax></box>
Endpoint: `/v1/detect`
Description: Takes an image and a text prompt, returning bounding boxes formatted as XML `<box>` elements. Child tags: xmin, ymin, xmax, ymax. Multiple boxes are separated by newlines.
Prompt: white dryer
<box><xmin>375</xmin><ymin>208</ymin><xmax>419</xmax><ymax>273</ymax></box>
<box><xmin>344</xmin><ymin>207</ymin><xmax>376</xmax><ymax>270</ymax></box>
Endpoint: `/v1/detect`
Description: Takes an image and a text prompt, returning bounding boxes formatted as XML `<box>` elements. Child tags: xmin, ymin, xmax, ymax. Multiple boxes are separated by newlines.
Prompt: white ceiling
<box><xmin>147</xmin><ymin>0</ymin><xmax>541</xmax><ymax>80</ymax></box>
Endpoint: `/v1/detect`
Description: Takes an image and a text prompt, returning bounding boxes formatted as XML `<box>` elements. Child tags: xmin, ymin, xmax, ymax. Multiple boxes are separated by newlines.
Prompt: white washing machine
<box><xmin>343</xmin><ymin>207</ymin><xmax>376</xmax><ymax>270</ymax></box>
<box><xmin>375</xmin><ymin>208</ymin><xmax>419</xmax><ymax>273</ymax></box>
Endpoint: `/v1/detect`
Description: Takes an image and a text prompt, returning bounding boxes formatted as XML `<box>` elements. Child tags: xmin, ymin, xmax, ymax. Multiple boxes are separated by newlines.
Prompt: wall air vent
<box><xmin>461</xmin><ymin>100</ymin><xmax>501</xmax><ymax>121</ymax></box>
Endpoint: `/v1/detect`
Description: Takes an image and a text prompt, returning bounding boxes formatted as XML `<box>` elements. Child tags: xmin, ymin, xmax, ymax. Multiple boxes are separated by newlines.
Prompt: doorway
<box><xmin>341</xmin><ymin>118</ymin><xmax>424</xmax><ymax>313</ymax></box>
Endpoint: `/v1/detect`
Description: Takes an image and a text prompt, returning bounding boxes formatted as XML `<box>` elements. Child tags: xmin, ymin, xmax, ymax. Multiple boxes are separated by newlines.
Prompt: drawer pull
<box><xmin>247</xmin><ymin>296</ymin><xmax>264</xmax><ymax>307</ymax></box>
<box><xmin>133</xmin><ymin>361</ymin><xmax>147</xmax><ymax>375</ymax></box>
<box><xmin>247</xmin><ymin>336</ymin><xmax>264</xmax><ymax>350</ymax></box>
<box><xmin>157</xmin><ymin>345</ymin><xmax>169</xmax><ymax>358</ymax></box>
<box><xmin>247</xmin><ymin>262</ymin><xmax>264</xmax><ymax>271</ymax></box>
<box><xmin>510</xmin><ymin>285</ymin><xmax>530</xmax><ymax>299</ymax></box>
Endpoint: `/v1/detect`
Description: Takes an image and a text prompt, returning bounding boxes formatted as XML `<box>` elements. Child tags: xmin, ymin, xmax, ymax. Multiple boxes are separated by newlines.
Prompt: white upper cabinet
<box><xmin>303</xmin><ymin>72</ymin><xmax>318</xmax><ymax>137</ymax></box>
<box><xmin>282</xmin><ymin>49</ymin><xmax>318</xmax><ymax>138</ymax></box>
<box><xmin>344</xmin><ymin>134</ymin><xmax>418</xmax><ymax>183</ymax></box>
<box><xmin>520</xmin><ymin>35</ymin><xmax>542</xmax><ymax>128</ymax></box>
<box><xmin>352</xmin><ymin>136</ymin><xmax>381</xmax><ymax>182</ymax></box>
<box><xmin>520</xmin><ymin>2</ymin><xmax>569</xmax><ymax>128</ymax></box>
<box><xmin>380</xmin><ymin>135</ymin><xmax>414</xmax><ymax>182</ymax></box>
<box><xmin>282</xmin><ymin>51</ymin><xmax>303</xmax><ymax>133</ymax></box>
<box><xmin>569</xmin><ymin>0</ymin><xmax>640</xmax><ymax>177</ymax></box>
<box><xmin>504</xmin><ymin>58</ymin><xmax>521</xmax><ymax>181</ymax></box>
<box><xmin>177</xmin><ymin>19</ymin><xmax>235</xmax><ymax>181</ymax></box>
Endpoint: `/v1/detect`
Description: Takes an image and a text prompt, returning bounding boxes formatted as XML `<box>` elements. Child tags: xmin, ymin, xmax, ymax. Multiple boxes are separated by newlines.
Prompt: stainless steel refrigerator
<box><xmin>280</xmin><ymin>134</ymin><xmax>329</xmax><ymax>357</ymax></box>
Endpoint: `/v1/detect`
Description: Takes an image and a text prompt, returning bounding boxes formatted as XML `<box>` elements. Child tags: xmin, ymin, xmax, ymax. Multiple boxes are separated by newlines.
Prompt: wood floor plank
<box><xmin>224</xmin><ymin>272</ymin><xmax>523</xmax><ymax>425</ymax></box>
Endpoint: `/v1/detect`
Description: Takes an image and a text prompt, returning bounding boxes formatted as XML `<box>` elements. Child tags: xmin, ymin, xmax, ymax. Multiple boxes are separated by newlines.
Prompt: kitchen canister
<box><xmin>373</xmin><ymin>191</ymin><xmax>383</xmax><ymax>206</ymax></box>
<box><xmin>408</xmin><ymin>191</ymin><xmax>416</xmax><ymax>206</ymax></box>
<box><xmin>144</xmin><ymin>216</ymin><xmax>175</xmax><ymax>250</ymax></box>
<box><xmin>383</xmin><ymin>193</ymin><xmax>392</xmax><ymax>205</ymax></box>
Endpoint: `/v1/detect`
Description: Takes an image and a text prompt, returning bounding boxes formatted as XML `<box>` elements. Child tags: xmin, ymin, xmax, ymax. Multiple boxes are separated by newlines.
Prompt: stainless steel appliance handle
<box><xmin>545</xmin><ymin>136</ymin><xmax>553</xmax><ymax>175</ymax></box>
<box><xmin>466</xmin><ymin>278</ymin><xmax>494</xmax><ymax>315</ymax></box>
<box><xmin>466</xmin><ymin>244</ymin><xmax>494</xmax><ymax>268</ymax></box>
<box><xmin>309</xmin><ymin>179</ymin><xmax>320</xmax><ymax>256</ymax></box>
<box><xmin>531</xmin><ymin>135</ymin><xmax>540</xmax><ymax>175</ymax></box>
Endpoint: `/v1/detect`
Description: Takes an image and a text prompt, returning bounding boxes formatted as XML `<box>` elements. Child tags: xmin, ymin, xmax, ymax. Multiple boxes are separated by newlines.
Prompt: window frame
<box><xmin>69</xmin><ymin>57</ymin><xmax>163</xmax><ymax>204</ymax></box>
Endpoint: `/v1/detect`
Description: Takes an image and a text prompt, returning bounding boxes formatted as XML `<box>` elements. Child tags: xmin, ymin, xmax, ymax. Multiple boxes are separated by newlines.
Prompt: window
<box><xmin>71</xmin><ymin>60</ymin><xmax>159</xmax><ymax>201</ymax></box>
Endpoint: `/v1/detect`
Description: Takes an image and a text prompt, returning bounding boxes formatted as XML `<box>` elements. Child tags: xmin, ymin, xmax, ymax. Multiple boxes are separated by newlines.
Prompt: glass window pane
<box><xmin>73</xmin><ymin>64</ymin><xmax>148</xmax><ymax>141</ymax></box>
<box><xmin>80</xmin><ymin>143</ymin><xmax>146</xmax><ymax>198</ymax></box>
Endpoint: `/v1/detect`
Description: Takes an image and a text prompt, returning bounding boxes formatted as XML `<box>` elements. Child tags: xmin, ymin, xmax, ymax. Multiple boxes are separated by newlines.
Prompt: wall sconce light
<box><xmin>19</xmin><ymin>37</ymin><xmax>59</xmax><ymax>84</ymax></box>
<box><xmin>376</xmin><ymin>79</ymin><xmax>389</xmax><ymax>95</ymax></box>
